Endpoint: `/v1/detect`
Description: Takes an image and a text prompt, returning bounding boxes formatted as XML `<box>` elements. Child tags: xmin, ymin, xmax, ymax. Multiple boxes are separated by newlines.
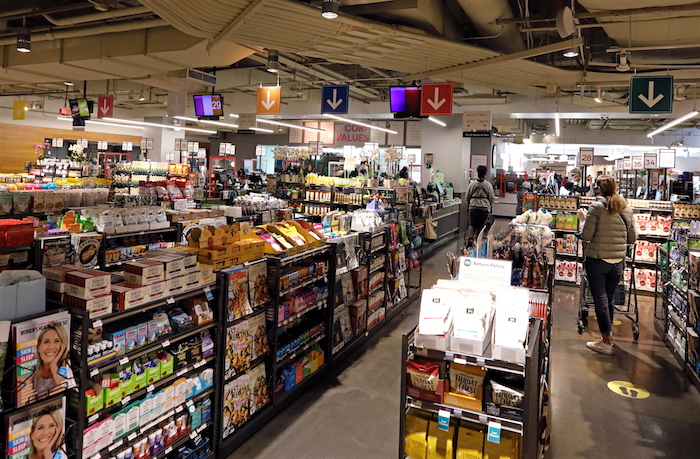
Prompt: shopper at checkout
<box><xmin>579</xmin><ymin>176</ymin><xmax>637</xmax><ymax>355</ymax></box>
<box><xmin>465</xmin><ymin>165</ymin><xmax>495</xmax><ymax>240</ymax></box>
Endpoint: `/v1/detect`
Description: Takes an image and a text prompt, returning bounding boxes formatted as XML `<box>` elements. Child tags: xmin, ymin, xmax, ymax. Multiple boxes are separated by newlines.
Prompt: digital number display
<box><xmin>193</xmin><ymin>94</ymin><xmax>224</xmax><ymax>117</ymax></box>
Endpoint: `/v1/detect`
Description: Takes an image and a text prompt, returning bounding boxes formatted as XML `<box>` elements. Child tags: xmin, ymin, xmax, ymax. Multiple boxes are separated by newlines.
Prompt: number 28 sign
<box><xmin>579</xmin><ymin>147</ymin><xmax>594</xmax><ymax>165</ymax></box>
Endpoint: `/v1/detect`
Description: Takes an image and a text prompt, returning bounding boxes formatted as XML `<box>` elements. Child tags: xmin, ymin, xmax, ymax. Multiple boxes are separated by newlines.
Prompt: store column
<box><xmin>143</xmin><ymin>117</ymin><xmax>180</xmax><ymax>162</ymax></box>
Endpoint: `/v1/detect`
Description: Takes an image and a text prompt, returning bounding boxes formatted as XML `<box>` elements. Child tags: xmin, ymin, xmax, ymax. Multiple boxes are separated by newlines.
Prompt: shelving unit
<box><xmin>399</xmin><ymin>319</ymin><xmax>546</xmax><ymax>459</ymax></box>
<box><xmin>64</xmin><ymin>283</ymin><xmax>220</xmax><ymax>458</ymax></box>
<box><xmin>101</xmin><ymin>226</ymin><xmax>180</xmax><ymax>269</ymax></box>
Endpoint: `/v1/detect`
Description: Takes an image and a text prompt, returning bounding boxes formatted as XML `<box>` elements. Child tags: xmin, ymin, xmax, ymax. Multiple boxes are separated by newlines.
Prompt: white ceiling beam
<box><xmin>206</xmin><ymin>0</ymin><xmax>271</xmax><ymax>52</ymax></box>
<box><xmin>403</xmin><ymin>38</ymin><xmax>583</xmax><ymax>81</ymax></box>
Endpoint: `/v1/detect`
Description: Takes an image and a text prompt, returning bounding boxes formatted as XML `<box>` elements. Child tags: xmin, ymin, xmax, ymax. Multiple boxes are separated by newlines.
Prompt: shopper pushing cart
<box><xmin>577</xmin><ymin>176</ymin><xmax>638</xmax><ymax>354</ymax></box>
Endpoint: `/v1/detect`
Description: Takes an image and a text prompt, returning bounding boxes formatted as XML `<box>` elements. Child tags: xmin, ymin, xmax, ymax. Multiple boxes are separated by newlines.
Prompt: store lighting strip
<box><xmin>554</xmin><ymin>113</ymin><xmax>560</xmax><ymax>137</ymax></box>
<box><xmin>175</xmin><ymin>116</ymin><xmax>239</xmax><ymax>128</ymax></box>
<box><xmin>256</xmin><ymin>118</ymin><xmax>325</xmax><ymax>132</ymax></box>
<box><xmin>323</xmin><ymin>114</ymin><xmax>398</xmax><ymax>134</ymax></box>
<box><xmin>647</xmin><ymin>110</ymin><xmax>699</xmax><ymax>137</ymax></box>
<box><xmin>57</xmin><ymin>117</ymin><xmax>144</xmax><ymax>130</ymax></box>
<box><xmin>428</xmin><ymin>116</ymin><xmax>446</xmax><ymax>127</ymax></box>
<box><xmin>102</xmin><ymin>117</ymin><xmax>217</xmax><ymax>134</ymax></box>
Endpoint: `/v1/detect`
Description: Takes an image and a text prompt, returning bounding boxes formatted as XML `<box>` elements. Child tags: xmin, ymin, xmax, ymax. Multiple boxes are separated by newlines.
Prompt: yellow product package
<box><xmin>483</xmin><ymin>431</ymin><xmax>518</xmax><ymax>459</ymax></box>
<box><xmin>456</xmin><ymin>423</ymin><xmax>484</xmax><ymax>459</ymax></box>
<box><xmin>404</xmin><ymin>409</ymin><xmax>430</xmax><ymax>459</ymax></box>
<box><xmin>427</xmin><ymin>420</ymin><xmax>455</xmax><ymax>459</ymax></box>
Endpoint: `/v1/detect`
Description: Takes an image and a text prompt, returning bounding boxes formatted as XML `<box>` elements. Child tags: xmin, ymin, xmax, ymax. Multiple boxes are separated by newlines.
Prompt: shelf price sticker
<box><xmin>92</xmin><ymin>320</ymin><xmax>103</xmax><ymax>328</ymax></box>
<box><xmin>121</xmin><ymin>396</ymin><xmax>131</xmax><ymax>406</ymax></box>
<box><xmin>162</xmin><ymin>340</ymin><xmax>170</xmax><ymax>348</ymax></box>
<box><xmin>165</xmin><ymin>447</ymin><xmax>173</xmax><ymax>455</ymax></box>
<box><xmin>437</xmin><ymin>409</ymin><xmax>451</xmax><ymax>431</ymax></box>
<box><xmin>127</xmin><ymin>432</ymin><xmax>137</xmax><ymax>442</ymax></box>
<box><xmin>147</xmin><ymin>384</ymin><xmax>155</xmax><ymax>392</ymax></box>
<box><xmin>487</xmin><ymin>421</ymin><xmax>502</xmax><ymax>444</ymax></box>
<box><xmin>119</xmin><ymin>357</ymin><xmax>129</xmax><ymax>365</ymax></box>
<box><xmin>166</xmin><ymin>297</ymin><xmax>175</xmax><ymax>305</ymax></box>
<box><xmin>88</xmin><ymin>414</ymin><xmax>99</xmax><ymax>424</ymax></box>
<box><xmin>204</xmin><ymin>286</ymin><xmax>214</xmax><ymax>301</ymax></box>
<box><xmin>90</xmin><ymin>368</ymin><xmax>99</xmax><ymax>377</ymax></box>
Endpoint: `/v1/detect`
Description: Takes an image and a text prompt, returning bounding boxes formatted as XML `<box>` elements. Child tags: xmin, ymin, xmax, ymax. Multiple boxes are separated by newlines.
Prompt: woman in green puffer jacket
<box><xmin>580</xmin><ymin>176</ymin><xmax>637</xmax><ymax>355</ymax></box>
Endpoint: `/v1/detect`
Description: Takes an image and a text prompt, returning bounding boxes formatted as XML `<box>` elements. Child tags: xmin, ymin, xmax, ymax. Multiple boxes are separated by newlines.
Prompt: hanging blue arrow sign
<box><xmin>321</xmin><ymin>84</ymin><xmax>349</xmax><ymax>114</ymax></box>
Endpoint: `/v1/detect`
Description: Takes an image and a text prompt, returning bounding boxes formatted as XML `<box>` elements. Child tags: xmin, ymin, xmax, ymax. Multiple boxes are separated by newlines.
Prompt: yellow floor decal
<box><xmin>607</xmin><ymin>381</ymin><xmax>650</xmax><ymax>399</ymax></box>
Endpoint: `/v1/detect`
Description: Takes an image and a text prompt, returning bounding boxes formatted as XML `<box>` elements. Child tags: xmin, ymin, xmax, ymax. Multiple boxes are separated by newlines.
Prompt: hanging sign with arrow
<box><xmin>420</xmin><ymin>82</ymin><xmax>453</xmax><ymax>116</ymax></box>
<box><xmin>257</xmin><ymin>86</ymin><xmax>281</xmax><ymax>115</ymax></box>
<box><xmin>97</xmin><ymin>95</ymin><xmax>114</xmax><ymax>119</ymax></box>
<box><xmin>629</xmin><ymin>76</ymin><xmax>673</xmax><ymax>114</ymax></box>
<box><xmin>321</xmin><ymin>84</ymin><xmax>349</xmax><ymax>114</ymax></box>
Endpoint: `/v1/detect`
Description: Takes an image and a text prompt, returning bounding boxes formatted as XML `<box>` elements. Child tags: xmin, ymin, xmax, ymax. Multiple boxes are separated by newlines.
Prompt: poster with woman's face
<box><xmin>6</xmin><ymin>396</ymin><xmax>67</xmax><ymax>459</ymax></box>
<box><xmin>12</xmin><ymin>312</ymin><xmax>75</xmax><ymax>408</ymax></box>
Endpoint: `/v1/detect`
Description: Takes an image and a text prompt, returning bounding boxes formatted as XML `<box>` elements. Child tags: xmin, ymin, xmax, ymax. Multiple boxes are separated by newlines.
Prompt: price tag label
<box><xmin>194</xmin><ymin>359</ymin><xmax>206</xmax><ymax>369</ymax></box>
<box><xmin>162</xmin><ymin>340</ymin><xmax>170</xmax><ymax>348</ymax></box>
<box><xmin>453</xmin><ymin>409</ymin><xmax>463</xmax><ymax>419</ymax></box>
<box><xmin>479</xmin><ymin>414</ymin><xmax>488</xmax><ymax>424</ymax></box>
<box><xmin>147</xmin><ymin>384</ymin><xmax>155</xmax><ymax>392</ymax></box>
<box><xmin>197</xmin><ymin>424</ymin><xmax>207</xmax><ymax>433</ymax></box>
<box><xmin>204</xmin><ymin>287</ymin><xmax>214</xmax><ymax>301</ymax></box>
<box><xmin>186</xmin><ymin>400</ymin><xmax>194</xmax><ymax>407</ymax></box>
<box><xmin>127</xmin><ymin>432</ymin><xmax>137</xmax><ymax>442</ymax></box>
<box><xmin>415</xmin><ymin>347</ymin><xmax>428</xmax><ymax>357</ymax></box>
<box><xmin>177</xmin><ymin>368</ymin><xmax>188</xmax><ymax>376</ymax></box>
<box><xmin>476</xmin><ymin>357</ymin><xmax>486</xmax><ymax>367</ymax></box>
<box><xmin>92</xmin><ymin>320</ymin><xmax>103</xmax><ymax>328</ymax></box>
<box><xmin>88</xmin><ymin>414</ymin><xmax>99</xmax><ymax>423</ymax></box>
<box><xmin>190</xmin><ymin>431</ymin><xmax>197</xmax><ymax>439</ymax></box>
<box><xmin>108</xmin><ymin>440</ymin><xmax>123</xmax><ymax>451</ymax></box>
<box><xmin>437</xmin><ymin>409</ymin><xmax>451</xmax><ymax>431</ymax></box>
<box><xmin>90</xmin><ymin>368</ymin><xmax>99</xmax><ymax>377</ymax></box>
<box><xmin>165</xmin><ymin>447</ymin><xmax>173</xmax><ymax>455</ymax></box>
<box><xmin>487</xmin><ymin>421</ymin><xmax>502</xmax><ymax>444</ymax></box>
<box><xmin>121</xmin><ymin>396</ymin><xmax>131</xmax><ymax>406</ymax></box>
<box><xmin>119</xmin><ymin>357</ymin><xmax>129</xmax><ymax>366</ymax></box>
<box><xmin>444</xmin><ymin>351</ymin><xmax>454</xmax><ymax>361</ymax></box>
<box><xmin>91</xmin><ymin>455</ymin><xmax>101</xmax><ymax>459</ymax></box>
<box><xmin>644</xmin><ymin>152</ymin><xmax>658</xmax><ymax>169</ymax></box>
<box><xmin>166</xmin><ymin>297</ymin><xmax>175</xmax><ymax>304</ymax></box>
<box><xmin>176</xmin><ymin>405</ymin><xmax>184</xmax><ymax>413</ymax></box>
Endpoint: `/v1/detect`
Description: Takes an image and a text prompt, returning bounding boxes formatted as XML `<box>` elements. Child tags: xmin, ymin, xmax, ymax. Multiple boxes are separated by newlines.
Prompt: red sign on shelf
<box><xmin>97</xmin><ymin>95</ymin><xmax>114</xmax><ymax>119</ymax></box>
<box><xmin>420</xmin><ymin>82</ymin><xmax>454</xmax><ymax>116</ymax></box>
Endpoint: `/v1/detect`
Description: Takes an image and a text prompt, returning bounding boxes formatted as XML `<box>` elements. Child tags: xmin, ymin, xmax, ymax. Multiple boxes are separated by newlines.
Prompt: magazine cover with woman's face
<box><xmin>6</xmin><ymin>396</ymin><xmax>67</xmax><ymax>459</ymax></box>
<box><xmin>13</xmin><ymin>312</ymin><xmax>75</xmax><ymax>408</ymax></box>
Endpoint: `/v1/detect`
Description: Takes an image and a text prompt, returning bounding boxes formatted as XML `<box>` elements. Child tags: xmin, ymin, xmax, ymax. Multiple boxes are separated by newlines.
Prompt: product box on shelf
<box><xmin>406</xmin><ymin>357</ymin><xmax>446</xmax><ymax>404</ymax></box>
<box><xmin>0</xmin><ymin>219</ymin><xmax>34</xmax><ymax>246</ymax></box>
<box><xmin>427</xmin><ymin>419</ymin><xmax>455</xmax><ymax>459</ymax></box>
<box><xmin>415</xmin><ymin>324</ymin><xmax>453</xmax><ymax>352</ymax></box>
<box><xmin>167</xmin><ymin>276</ymin><xmax>186</xmax><ymax>296</ymax></box>
<box><xmin>71</xmin><ymin>232</ymin><xmax>102</xmax><ymax>269</ymax></box>
<box><xmin>147</xmin><ymin>254</ymin><xmax>185</xmax><ymax>279</ymax></box>
<box><xmin>66</xmin><ymin>293</ymin><xmax>112</xmax><ymax>318</ymax></box>
<box><xmin>147</xmin><ymin>281</ymin><xmax>168</xmax><ymax>302</ymax></box>
<box><xmin>404</xmin><ymin>410</ymin><xmax>430</xmax><ymax>459</ymax></box>
<box><xmin>483</xmin><ymin>379</ymin><xmax>524</xmax><ymax>422</ymax></box>
<box><xmin>443</xmin><ymin>363</ymin><xmax>486</xmax><ymax>412</ymax></box>
<box><xmin>456</xmin><ymin>424</ymin><xmax>485</xmax><ymax>459</ymax></box>
<box><xmin>65</xmin><ymin>269</ymin><xmax>111</xmax><ymax>299</ymax></box>
<box><xmin>123</xmin><ymin>259</ymin><xmax>165</xmax><ymax>285</ymax></box>
<box><xmin>349</xmin><ymin>299</ymin><xmax>367</xmax><ymax>336</ymax></box>
<box><xmin>111</xmin><ymin>283</ymin><xmax>149</xmax><ymax>311</ymax></box>
<box><xmin>449</xmin><ymin>316</ymin><xmax>494</xmax><ymax>356</ymax></box>
<box><xmin>85</xmin><ymin>381</ymin><xmax>104</xmax><ymax>415</ymax></box>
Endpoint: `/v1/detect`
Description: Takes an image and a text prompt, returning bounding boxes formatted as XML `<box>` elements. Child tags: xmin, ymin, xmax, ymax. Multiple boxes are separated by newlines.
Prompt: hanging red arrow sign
<box><xmin>97</xmin><ymin>95</ymin><xmax>114</xmax><ymax>119</ymax></box>
<box><xmin>420</xmin><ymin>82</ymin><xmax>453</xmax><ymax>116</ymax></box>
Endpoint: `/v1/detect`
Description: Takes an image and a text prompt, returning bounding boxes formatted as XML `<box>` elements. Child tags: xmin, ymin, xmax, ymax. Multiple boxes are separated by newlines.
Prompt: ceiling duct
<box><xmin>167</xmin><ymin>68</ymin><xmax>217</xmax><ymax>85</ymax></box>
<box><xmin>454</xmin><ymin>0</ymin><xmax>525</xmax><ymax>53</ymax></box>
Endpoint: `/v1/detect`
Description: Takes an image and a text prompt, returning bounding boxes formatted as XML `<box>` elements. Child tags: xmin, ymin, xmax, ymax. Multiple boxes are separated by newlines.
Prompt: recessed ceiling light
<box><xmin>322</xmin><ymin>0</ymin><xmax>339</xmax><ymax>18</ymax></box>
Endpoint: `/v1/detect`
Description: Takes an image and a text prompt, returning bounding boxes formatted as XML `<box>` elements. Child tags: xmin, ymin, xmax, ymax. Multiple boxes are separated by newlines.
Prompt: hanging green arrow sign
<box><xmin>629</xmin><ymin>76</ymin><xmax>673</xmax><ymax>114</ymax></box>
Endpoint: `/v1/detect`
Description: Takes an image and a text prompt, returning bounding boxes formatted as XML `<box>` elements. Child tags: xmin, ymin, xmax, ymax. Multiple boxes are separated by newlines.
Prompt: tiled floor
<box><xmin>229</xmin><ymin>236</ymin><xmax>700</xmax><ymax>458</ymax></box>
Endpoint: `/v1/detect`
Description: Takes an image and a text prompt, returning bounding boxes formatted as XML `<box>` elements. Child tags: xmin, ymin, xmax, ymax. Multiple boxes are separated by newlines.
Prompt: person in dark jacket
<box><xmin>580</xmin><ymin>176</ymin><xmax>637</xmax><ymax>354</ymax></box>
<box><xmin>465</xmin><ymin>165</ymin><xmax>495</xmax><ymax>239</ymax></box>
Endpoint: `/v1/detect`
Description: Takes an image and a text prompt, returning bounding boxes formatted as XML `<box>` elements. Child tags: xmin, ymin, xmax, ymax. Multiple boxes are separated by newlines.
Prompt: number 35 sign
<box><xmin>579</xmin><ymin>147</ymin><xmax>594</xmax><ymax>165</ymax></box>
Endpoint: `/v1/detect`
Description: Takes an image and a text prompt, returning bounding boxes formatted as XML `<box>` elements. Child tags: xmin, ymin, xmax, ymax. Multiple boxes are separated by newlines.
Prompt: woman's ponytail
<box><xmin>597</xmin><ymin>175</ymin><xmax>623</xmax><ymax>214</ymax></box>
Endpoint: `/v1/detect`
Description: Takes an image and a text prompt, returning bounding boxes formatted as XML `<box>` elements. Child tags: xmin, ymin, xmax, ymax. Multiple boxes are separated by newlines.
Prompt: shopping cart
<box><xmin>576</xmin><ymin>238</ymin><xmax>640</xmax><ymax>341</ymax></box>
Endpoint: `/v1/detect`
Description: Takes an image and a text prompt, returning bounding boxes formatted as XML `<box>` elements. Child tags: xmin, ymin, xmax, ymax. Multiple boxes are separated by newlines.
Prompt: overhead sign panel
<box><xmin>97</xmin><ymin>95</ymin><xmax>114</xmax><ymax>119</ymax></box>
<box><xmin>629</xmin><ymin>76</ymin><xmax>673</xmax><ymax>114</ymax></box>
<box><xmin>420</xmin><ymin>82</ymin><xmax>453</xmax><ymax>116</ymax></box>
<box><xmin>579</xmin><ymin>147</ymin><xmax>594</xmax><ymax>165</ymax></box>
<box><xmin>321</xmin><ymin>84</ymin><xmax>349</xmax><ymax>114</ymax></box>
<box><xmin>256</xmin><ymin>86</ymin><xmax>281</xmax><ymax>115</ymax></box>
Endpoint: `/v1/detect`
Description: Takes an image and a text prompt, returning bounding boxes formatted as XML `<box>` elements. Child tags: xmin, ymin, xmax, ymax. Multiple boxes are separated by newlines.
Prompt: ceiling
<box><xmin>1</xmin><ymin>0</ymin><xmax>700</xmax><ymax>137</ymax></box>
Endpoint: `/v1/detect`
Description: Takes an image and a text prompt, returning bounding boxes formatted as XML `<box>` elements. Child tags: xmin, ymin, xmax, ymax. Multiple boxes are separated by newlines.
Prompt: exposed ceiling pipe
<box><xmin>0</xmin><ymin>19</ymin><xmax>168</xmax><ymax>46</ymax></box>
<box><xmin>454</xmin><ymin>0</ymin><xmax>526</xmax><ymax>53</ymax></box>
<box><xmin>42</xmin><ymin>6</ymin><xmax>153</xmax><ymax>27</ymax></box>
<box><xmin>0</xmin><ymin>3</ymin><xmax>108</xmax><ymax>21</ymax></box>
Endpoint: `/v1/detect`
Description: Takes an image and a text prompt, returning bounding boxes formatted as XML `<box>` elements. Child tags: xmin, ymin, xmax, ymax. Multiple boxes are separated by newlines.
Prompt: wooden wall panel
<box><xmin>0</xmin><ymin>123</ymin><xmax>142</xmax><ymax>173</ymax></box>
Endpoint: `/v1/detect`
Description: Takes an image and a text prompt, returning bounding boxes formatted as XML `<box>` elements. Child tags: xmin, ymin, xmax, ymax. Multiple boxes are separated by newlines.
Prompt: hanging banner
<box><xmin>405</xmin><ymin>121</ymin><xmax>422</xmax><ymax>147</ymax></box>
<box><xmin>387</xmin><ymin>121</ymin><xmax>405</xmax><ymax>146</ymax></box>
<box><xmin>318</xmin><ymin>121</ymin><xmax>335</xmax><ymax>146</ymax></box>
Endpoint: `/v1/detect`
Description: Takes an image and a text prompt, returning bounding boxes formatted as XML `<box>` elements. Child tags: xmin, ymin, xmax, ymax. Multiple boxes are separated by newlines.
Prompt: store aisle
<box><xmin>229</xmin><ymin>238</ymin><xmax>463</xmax><ymax>459</ymax></box>
<box><xmin>230</xmin><ymin>238</ymin><xmax>700</xmax><ymax>459</ymax></box>
<box><xmin>548</xmin><ymin>286</ymin><xmax>700</xmax><ymax>458</ymax></box>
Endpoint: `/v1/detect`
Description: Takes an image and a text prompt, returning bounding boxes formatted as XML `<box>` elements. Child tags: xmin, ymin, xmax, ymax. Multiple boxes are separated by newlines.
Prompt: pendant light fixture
<box><xmin>322</xmin><ymin>0</ymin><xmax>339</xmax><ymax>19</ymax></box>
<box><xmin>266</xmin><ymin>49</ymin><xmax>280</xmax><ymax>73</ymax></box>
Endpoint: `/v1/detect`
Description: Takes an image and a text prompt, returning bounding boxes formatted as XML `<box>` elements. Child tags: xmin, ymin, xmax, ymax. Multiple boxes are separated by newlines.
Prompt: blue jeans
<box><xmin>585</xmin><ymin>257</ymin><xmax>623</xmax><ymax>334</ymax></box>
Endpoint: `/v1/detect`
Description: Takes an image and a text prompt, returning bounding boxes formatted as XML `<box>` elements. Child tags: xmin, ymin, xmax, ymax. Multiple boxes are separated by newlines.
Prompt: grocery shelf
<box><xmin>0</xmin><ymin>243</ymin><xmax>32</xmax><ymax>252</ymax></box>
<box><xmin>275</xmin><ymin>245</ymin><xmax>330</xmax><ymax>265</ymax></box>
<box><xmin>104</xmin><ymin>227</ymin><xmax>177</xmax><ymax>239</ymax></box>
<box><xmin>62</xmin><ymin>283</ymin><xmax>217</xmax><ymax>324</ymax></box>
<box><xmin>278</xmin><ymin>273</ymin><xmax>327</xmax><ymax>296</ymax></box>
<box><xmin>277</xmin><ymin>299</ymin><xmax>326</xmax><ymax>326</ymax></box>
<box><xmin>410</xmin><ymin>344</ymin><xmax>526</xmax><ymax>376</ymax></box>
<box><xmin>92</xmin><ymin>322</ymin><xmax>216</xmax><ymax>372</ymax></box>
<box><xmin>275</xmin><ymin>333</ymin><xmax>326</xmax><ymax>368</ymax></box>
<box><xmin>407</xmin><ymin>397</ymin><xmax>524</xmax><ymax>435</ymax></box>
<box><xmin>665</xmin><ymin>334</ymin><xmax>686</xmax><ymax>367</ymax></box>
<box><xmin>88</xmin><ymin>361</ymin><xmax>215</xmax><ymax>428</ymax></box>
<box><xmin>686</xmin><ymin>363</ymin><xmax>700</xmax><ymax>391</ymax></box>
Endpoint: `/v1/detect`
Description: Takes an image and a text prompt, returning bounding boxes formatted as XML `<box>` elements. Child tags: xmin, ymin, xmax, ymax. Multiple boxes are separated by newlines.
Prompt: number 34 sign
<box><xmin>579</xmin><ymin>147</ymin><xmax>594</xmax><ymax>165</ymax></box>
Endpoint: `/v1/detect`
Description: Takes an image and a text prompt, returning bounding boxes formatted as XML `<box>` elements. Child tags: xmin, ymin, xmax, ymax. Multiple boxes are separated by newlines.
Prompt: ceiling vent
<box><xmin>167</xmin><ymin>69</ymin><xmax>217</xmax><ymax>86</ymax></box>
